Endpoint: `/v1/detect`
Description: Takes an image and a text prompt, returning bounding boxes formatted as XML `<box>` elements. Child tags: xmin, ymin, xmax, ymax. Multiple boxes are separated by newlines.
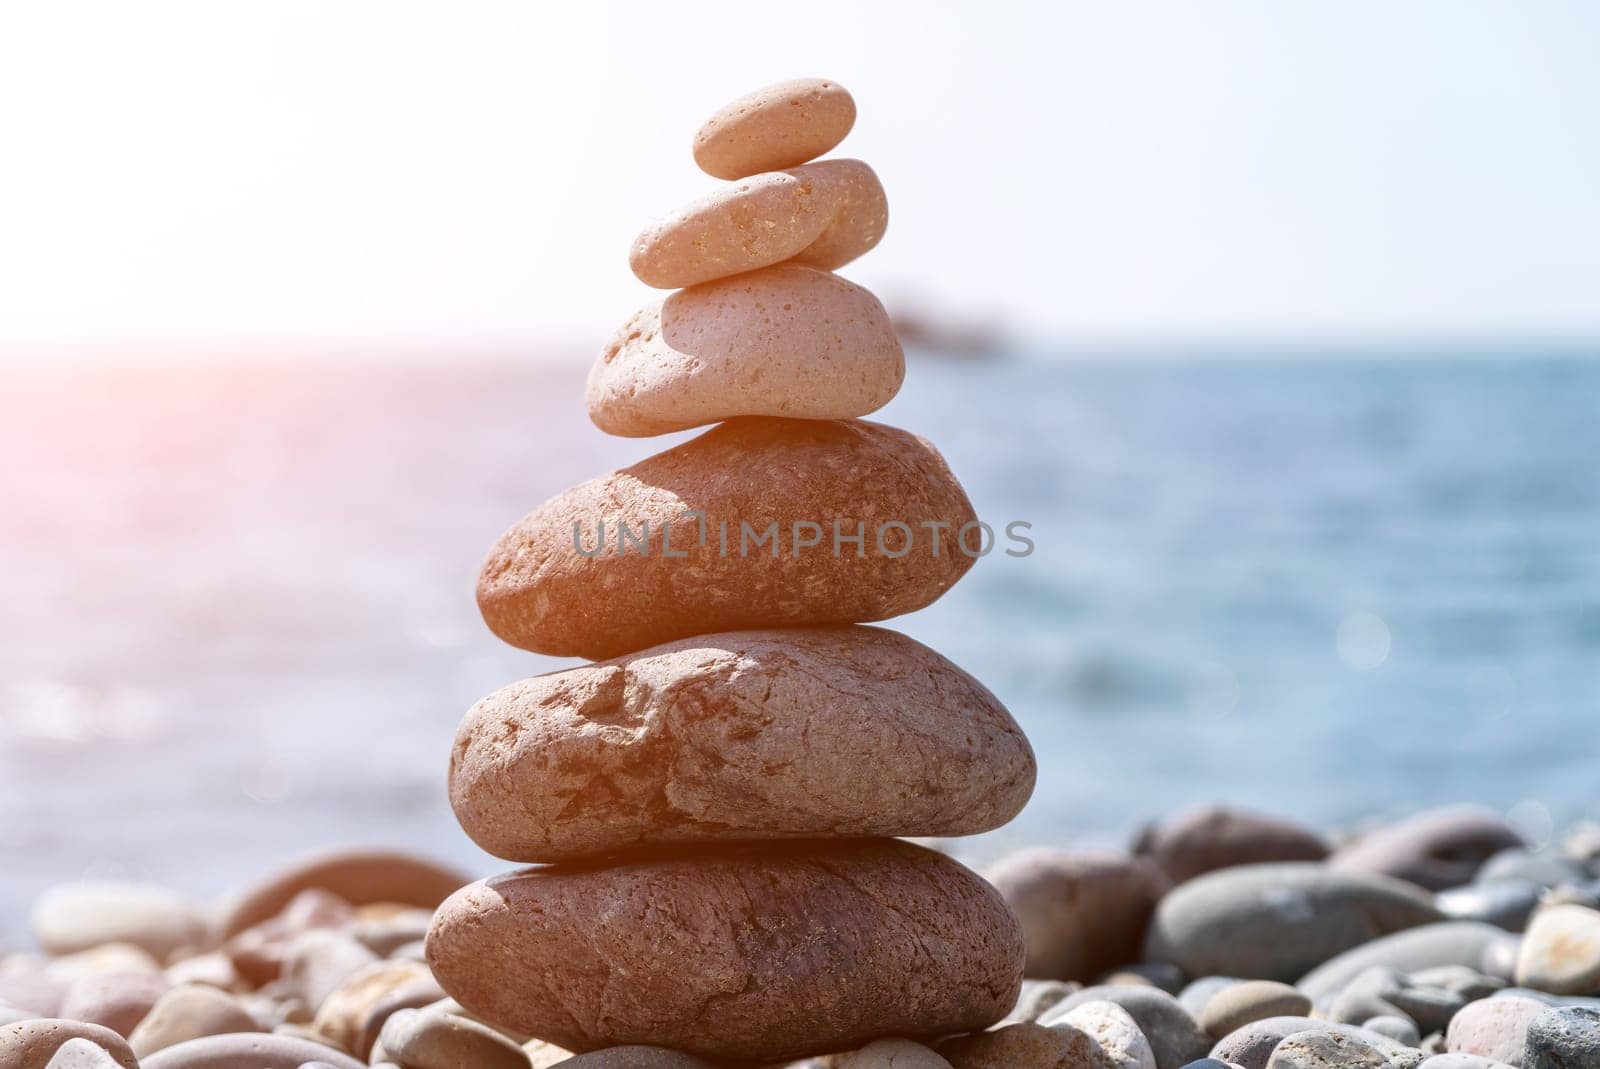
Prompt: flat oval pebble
<box><xmin>1198</xmin><ymin>982</ymin><xmax>1310</xmax><ymax>1039</ymax></box>
<box><xmin>58</xmin><ymin>970</ymin><xmax>171</xmax><ymax>1038</ymax></box>
<box><xmin>1133</xmin><ymin>806</ymin><xmax>1328</xmax><ymax>886</ymax></box>
<box><xmin>1143</xmin><ymin>864</ymin><xmax>1443</xmax><ymax>982</ymax></box>
<box><xmin>985</xmin><ymin>849</ymin><xmax>1167</xmax><ymax>982</ymax></box>
<box><xmin>376</xmin><ymin>1007</ymin><xmax>528</xmax><ymax>1069</ymax></box>
<box><xmin>129</xmin><ymin>985</ymin><xmax>264</xmax><ymax>1058</ymax></box>
<box><xmin>140</xmin><ymin>1033</ymin><xmax>366</xmax><ymax>1069</ymax></box>
<box><xmin>837</xmin><ymin>1038</ymin><xmax>953</xmax><ymax>1068</ymax></box>
<box><xmin>1299</xmin><ymin>922</ymin><xmax>1518</xmax><ymax>1001</ymax></box>
<box><xmin>1060</xmin><ymin>1000</ymin><xmax>1159</xmax><ymax>1069</ymax></box>
<box><xmin>587</xmin><ymin>264</ymin><xmax>903</xmax><ymax>437</ymax></box>
<box><xmin>451</xmin><ymin>625</ymin><xmax>1033</xmax><ymax>860</ymax></box>
<box><xmin>1264</xmin><ymin>1029</ymin><xmax>1388</xmax><ymax>1069</ymax></box>
<box><xmin>1515</xmin><ymin>904</ymin><xmax>1600</xmax><ymax>995</ymax></box>
<box><xmin>425</xmin><ymin>839</ymin><xmax>1023</xmax><ymax>1062</ymax></box>
<box><xmin>478</xmin><ymin>417</ymin><xmax>977</xmax><ymax>659</ymax></box>
<box><xmin>30</xmin><ymin>882</ymin><xmax>207</xmax><ymax>960</ymax></box>
<box><xmin>1330</xmin><ymin>806</ymin><xmax>1524</xmax><ymax>891</ymax></box>
<box><xmin>1523</xmin><ymin>1005</ymin><xmax>1600</xmax><ymax>1069</ymax></box>
<box><xmin>693</xmin><ymin>78</ymin><xmax>856</xmax><ymax>179</ymax></box>
<box><xmin>217</xmin><ymin>850</ymin><xmax>470</xmax><ymax>939</ymax></box>
<box><xmin>630</xmin><ymin>160</ymin><xmax>885</xmax><ymax>288</ymax></box>
<box><xmin>0</xmin><ymin>1020</ymin><xmax>139</xmax><ymax>1069</ymax></box>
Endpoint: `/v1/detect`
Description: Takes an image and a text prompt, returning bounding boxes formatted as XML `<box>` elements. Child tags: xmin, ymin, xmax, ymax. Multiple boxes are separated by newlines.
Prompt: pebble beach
<box><xmin>6</xmin><ymin>74</ymin><xmax>1600</xmax><ymax>1069</ymax></box>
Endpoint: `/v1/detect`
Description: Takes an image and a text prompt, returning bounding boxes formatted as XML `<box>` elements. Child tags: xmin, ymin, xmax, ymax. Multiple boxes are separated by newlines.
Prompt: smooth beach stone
<box><xmin>630</xmin><ymin>159</ymin><xmax>885</xmax><ymax>288</ymax></box>
<box><xmin>349</xmin><ymin>908</ymin><xmax>433</xmax><ymax>959</ymax></box>
<box><xmin>0</xmin><ymin>1020</ymin><xmax>138</xmax><ymax>1069</ymax></box>
<box><xmin>983</xmin><ymin>849</ymin><xmax>1166</xmax><ymax>983</ymax></box>
<box><xmin>1515</xmin><ymin>905</ymin><xmax>1600</xmax><ymax>995</ymax></box>
<box><xmin>57</xmin><ymin>970</ymin><xmax>171</xmax><ymax>1037</ymax></box>
<box><xmin>217</xmin><ymin>850</ymin><xmax>469</xmax><ymax>939</ymax></box>
<box><xmin>1418</xmin><ymin>1057</ymin><xmax>1515</xmax><ymax>1069</ymax></box>
<box><xmin>164</xmin><ymin>953</ymin><xmax>244</xmax><ymax>992</ymax></box>
<box><xmin>129</xmin><ymin>985</ymin><xmax>264</xmax><ymax>1057</ymax></box>
<box><xmin>376</xmin><ymin>1007</ymin><xmax>529</xmax><ymax>1069</ymax></box>
<box><xmin>1208</xmin><ymin>1020</ymin><xmax>1421</xmax><ymax>1069</ymax></box>
<box><xmin>1365</xmin><ymin>1014</ymin><xmax>1423</xmax><ymax>1046</ymax></box>
<box><xmin>999</xmin><ymin>980</ymin><xmax>1081</xmax><ymax>1026</ymax></box>
<box><xmin>44</xmin><ymin>946</ymin><xmax>161</xmax><ymax>985</ymax></box>
<box><xmin>837</xmin><ymin>1037</ymin><xmax>953</xmax><ymax>1068</ymax></box>
<box><xmin>1445</xmin><ymin>997</ymin><xmax>1547</xmax><ymax>1065</ymax></box>
<box><xmin>277</xmin><ymin>930</ymin><xmax>378</xmax><ymax>1011</ymax></box>
<box><xmin>1198</xmin><ymin>982</ymin><xmax>1311</xmax><ymax>1039</ymax></box>
<box><xmin>478</xmin><ymin>417</ymin><xmax>977</xmax><ymax>660</ymax></box>
<box><xmin>693</xmin><ymin>77</ymin><xmax>856</xmax><ymax>179</ymax></box>
<box><xmin>452</xmin><ymin>625</ymin><xmax>1033</xmax><ymax>861</ymax></box>
<box><xmin>1040</xmin><ymin>986</ymin><xmax>1211</xmax><ymax>1069</ymax></box>
<box><xmin>309</xmin><ymin>959</ymin><xmax>433</xmax><ymax>1055</ymax></box>
<box><xmin>0</xmin><ymin>971</ymin><xmax>66</xmax><ymax>1018</ymax></box>
<box><xmin>1331</xmin><ymin>807</ymin><xmax>1524</xmax><ymax>891</ymax></box>
<box><xmin>1180</xmin><ymin>978</ymin><xmax>1242</xmax><ymax>1019</ymax></box>
<box><xmin>1112</xmin><ymin>964</ymin><xmax>1188</xmax><ymax>995</ymax></box>
<box><xmin>1144</xmin><ymin>864</ymin><xmax>1443</xmax><ymax>983</ymax></box>
<box><xmin>1438</xmin><ymin>881</ymin><xmax>1544</xmax><ymax>933</ymax></box>
<box><xmin>587</xmin><ymin>264</ymin><xmax>904</xmax><ymax>437</ymax></box>
<box><xmin>1299</xmin><ymin>923</ymin><xmax>1519</xmax><ymax>1000</ymax></box>
<box><xmin>1523</xmin><ymin>1006</ymin><xmax>1600</xmax><ymax>1068</ymax></box>
<box><xmin>1134</xmin><ymin>808</ymin><xmax>1328</xmax><ymax>886</ymax></box>
<box><xmin>30</xmin><ymin>882</ymin><xmax>207</xmax><ymax>961</ymax></box>
<box><xmin>557</xmin><ymin>1046</ymin><xmax>714</xmax><ymax>1067</ymax></box>
<box><xmin>426</xmin><ymin>839</ymin><xmax>1024</xmax><ymax>1063</ymax></box>
<box><xmin>1264</xmin><ymin>1029</ymin><xmax>1388</xmax><ymax>1069</ymax></box>
<box><xmin>356</xmin><ymin>980</ymin><xmax>447</xmax><ymax>1061</ymax></box>
<box><xmin>1327</xmin><ymin>966</ymin><xmax>1464</xmax><ymax>1035</ymax></box>
<box><xmin>1059</xmin><ymin>1000</ymin><xmax>1159</xmax><ymax>1069</ymax></box>
<box><xmin>140</xmin><ymin>1033</ymin><xmax>365</xmax><ymax>1069</ymax></box>
<box><xmin>936</xmin><ymin>1022</ymin><xmax>1099</xmax><ymax>1069</ymax></box>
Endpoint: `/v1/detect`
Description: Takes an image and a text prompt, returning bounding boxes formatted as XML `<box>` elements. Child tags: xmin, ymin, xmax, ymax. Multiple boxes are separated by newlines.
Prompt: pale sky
<box><xmin>2</xmin><ymin>0</ymin><xmax>1598</xmax><ymax>356</ymax></box>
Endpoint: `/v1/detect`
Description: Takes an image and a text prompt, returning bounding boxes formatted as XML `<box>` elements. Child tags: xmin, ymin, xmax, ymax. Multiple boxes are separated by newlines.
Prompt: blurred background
<box><xmin>3</xmin><ymin>1</ymin><xmax>1599</xmax><ymax>937</ymax></box>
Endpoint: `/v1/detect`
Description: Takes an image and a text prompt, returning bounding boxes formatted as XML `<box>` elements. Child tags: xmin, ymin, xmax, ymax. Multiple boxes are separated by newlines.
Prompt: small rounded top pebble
<box><xmin>693</xmin><ymin>77</ymin><xmax>856</xmax><ymax>179</ymax></box>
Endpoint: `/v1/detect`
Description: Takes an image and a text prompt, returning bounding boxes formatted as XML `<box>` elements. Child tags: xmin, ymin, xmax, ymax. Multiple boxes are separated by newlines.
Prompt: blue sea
<box><xmin>3</xmin><ymin>353</ymin><xmax>1598</xmax><ymax>939</ymax></box>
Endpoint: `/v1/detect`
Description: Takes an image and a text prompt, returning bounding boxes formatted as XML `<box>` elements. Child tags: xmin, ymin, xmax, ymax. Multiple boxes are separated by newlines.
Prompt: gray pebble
<box><xmin>1364</xmin><ymin>1014</ymin><xmax>1422</xmax><ymax>1046</ymax></box>
<box><xmin>1039</xmin><ymin>984</ymin><xmax>1210</xmax><ymax>1069</ymax></box>
<box><xmin>1264</xmin><ymin>1029</ymin><xmax>1388</xmax><ymax>1069</ymax></box>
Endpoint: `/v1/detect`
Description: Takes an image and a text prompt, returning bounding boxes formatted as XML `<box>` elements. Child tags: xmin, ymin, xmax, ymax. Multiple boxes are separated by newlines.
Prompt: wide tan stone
<box><xmin>693</xmin><ymin>78</ymin><xmax>856</xmax><ymax>180</ymax></box>
<box><xmin>630</xmin><ymin>160</ymin><xmax>885</xmax><ymax>288</ymax></box>
<box><xmin>30</xmin><ymin>883</ymin><xmax>207</xmax><ymax>961</ymax></box>
<box><xmin>57</xmin><ymin>970</ymin><xmax>171</xmax><ymax>1037</ymax></box>
<box><xmin>478</xmin><ymin>417</ymin><xmax>977</xmax><ymax>659</ymax></box>
<box><xmin>425</xmin><ymin>840</ymin><xmax>1024</xmax><ymax>1063</ymax></box>
<box><xmin>128</xmin><ymin>985</ymin><xmax>264</xmax><ymax>1058</ymax></box>
<box><xmin>450</xmin><ymin>625</ymin><xmax>1034</xmax><ymax>861</ymax></box>
<box><xmin>586</xmin><ymin>264</ymin><xmax>903</xmax><ymax>437</ymax></box>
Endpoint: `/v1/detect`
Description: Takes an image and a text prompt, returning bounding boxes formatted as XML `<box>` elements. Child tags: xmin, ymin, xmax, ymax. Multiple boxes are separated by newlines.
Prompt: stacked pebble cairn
<box><xmin>424</xmin><ymin>77</ymin><xmax>1039</xmax><ymax>1064</ymax></box>
<box><xmin>9</xmin><ymin>85</ymin><xmax>1600</xmax><ymax>1069</ymax></box>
